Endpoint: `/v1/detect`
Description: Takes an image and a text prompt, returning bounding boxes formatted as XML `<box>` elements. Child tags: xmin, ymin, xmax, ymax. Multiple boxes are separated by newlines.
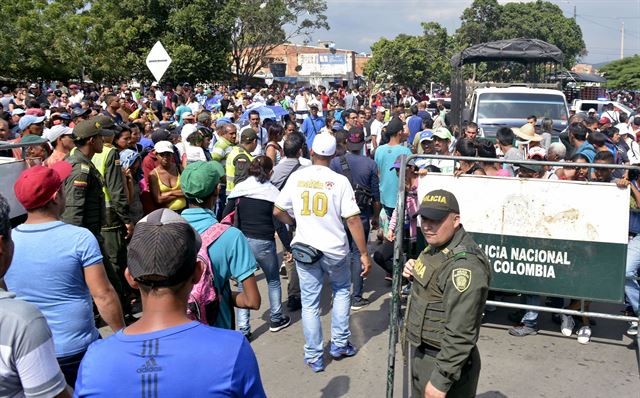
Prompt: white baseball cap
<box><xmin>312</xmin><ymin>134</ymin><xmax>336</xmax><ymax>156</ymax></box>
<box><xmin>154</xmin><ymin>141</ymin><xmax>174</xmax><ymax>154</ymax></box>
<box><xmin>376</xmin><ymin>106</ymin><xmax>387</xmax><ymax>113</ymax></box>
<box><xmin>44</xmin><ymin>125</ymin><xmax>73</xmax><ymax>143</ymax></box>
<box><xmin>588</xmin><ymin>108</ymin><xmax>596</xmax><ymax>113</ymax></box>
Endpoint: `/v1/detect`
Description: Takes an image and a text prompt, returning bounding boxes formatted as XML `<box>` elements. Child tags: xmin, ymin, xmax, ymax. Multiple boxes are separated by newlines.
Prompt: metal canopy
<box><xmin>451</xmin><ymin>38</ymin><xmax>564</xmax><ymax>68</ymax></box>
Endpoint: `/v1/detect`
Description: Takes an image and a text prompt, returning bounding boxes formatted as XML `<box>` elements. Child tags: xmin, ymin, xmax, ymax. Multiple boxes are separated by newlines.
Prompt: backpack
<box><xmin>339</xmin><ymin>155</ymin><xmax>373</xmax><ymax>212</ymax></box>
<box><xmin>187</xmin><ymin>222</ymin><xmax>230</xmax><ymax>326</ymax></box>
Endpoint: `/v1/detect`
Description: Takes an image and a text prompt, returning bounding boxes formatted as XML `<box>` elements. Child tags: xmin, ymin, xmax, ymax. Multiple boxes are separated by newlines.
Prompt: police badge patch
<box><xmin>452</xmin><ymin>268</ymin><xmax>471</xmax><ymax>293</ymax></box>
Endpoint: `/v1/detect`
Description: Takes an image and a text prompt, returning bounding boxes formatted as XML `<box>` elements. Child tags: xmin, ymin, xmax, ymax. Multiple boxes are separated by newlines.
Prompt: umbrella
<box><xmin>266</xmin><ymin>105</ymin><xmax>289</xmax><ymax>118</ymax></box>
<box><xmin>240</xmin><ymin>105</ymin><xmax>277</xmax><ymax>122</ymax></box>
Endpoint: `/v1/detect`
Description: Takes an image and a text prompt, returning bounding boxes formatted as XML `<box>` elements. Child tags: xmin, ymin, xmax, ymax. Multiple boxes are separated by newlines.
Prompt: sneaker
<box><xmin>287</xmin><ymin>296</ymin><xmax>302</xmax><ymax>312</ymax></box>
<box><xmin>627</xmin><ymin>321</ymin><xmax>638</xmax><ymax>336</ymax></box>
<box><xmin>305</xmin><ymin>357</ymin><xmax>325</xmax><ymax>373</ymax></box>
<box><xmin>508</xmin><ymin>325</ymin><xmax>538</xmax><ymax>337</ymax></box>
<box><xmin>269</xmin><ymin>315</ymin><xmax>291</xmax><ymax>332</ymax></box>
<box><xmin>577</xmin><ymin>326</ymin><xmax>592</xmax><ymax>344</ymax></box>
<box><xmin>561</xmin><ymin>314</ymin><xmax>575</xmax><ymax>337</ymax></box>
<box><xmin>351</xmin><ymin>297</ymin><xmax>370</xmax><ymax>311</ymax></box>
<box><xmin>279</xmin><ymin>262</ymin><xmax>287</xmax><ymax>278</ymax></box>
<box><xmin>329</xmin><ymin>341</ymin><xmax>358</xmax><ymax>359</ymax></box>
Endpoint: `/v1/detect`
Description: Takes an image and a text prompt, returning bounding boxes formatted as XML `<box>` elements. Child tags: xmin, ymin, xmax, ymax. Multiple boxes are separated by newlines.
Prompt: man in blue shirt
<box><xmin>569</xmin><ymin>123</ymin><xmax>596</xmax><ymax>162</ymax></box>
<box><xmin>301</xmin><ymin>104</ymin><xmax>325</xmax><ymax>151</ymax></box>
<box><xmin>180</xmin><ymin>161</ymin><xmax>261</xmax><ymax>333</ymax></box>
<box><xmin>74</xmin><ymin>208</ymin><xmax>266</xmax><ymax>397</ymax></box>
<box><xmin>374</xmin><ymin>117</ymin><xmax>412</xmax><ymax>218</ymax></box>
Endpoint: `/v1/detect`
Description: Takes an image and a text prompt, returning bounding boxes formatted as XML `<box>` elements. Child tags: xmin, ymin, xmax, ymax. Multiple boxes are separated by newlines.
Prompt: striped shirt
<box><xmin>0</xmin><ymin>289</ymin><xmax>67</xmax><ymax>398</ymax></box>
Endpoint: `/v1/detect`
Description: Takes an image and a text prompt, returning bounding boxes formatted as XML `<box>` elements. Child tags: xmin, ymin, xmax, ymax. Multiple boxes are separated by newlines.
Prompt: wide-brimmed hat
<box><xmin>511</xmin><ymin>123</ymin><xmax>542</xmax><ymax>142</ymax></box>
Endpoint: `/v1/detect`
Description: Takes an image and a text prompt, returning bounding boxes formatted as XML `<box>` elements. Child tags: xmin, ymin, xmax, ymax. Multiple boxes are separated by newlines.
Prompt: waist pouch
<box><xmin>291</xmin><ymin>242</ymin><xmax>323</xmax><ymax>264</ymax></box>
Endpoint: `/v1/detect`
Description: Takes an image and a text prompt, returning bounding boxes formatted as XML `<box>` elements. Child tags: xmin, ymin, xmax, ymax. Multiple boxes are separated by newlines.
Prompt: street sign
<box><xmin>265</xmin><ymin>72</ymin><xmax>274</xmax><ymax>86</ymax></box>
<box><xmin>417</xmin><ymin>173</ymin><xmax>629</xmax><ymax>302</ymax></box>
<box><xmin>146</xmin><ymin>41</ymin><xmax>172</xmax><ymax>83</ymax></box>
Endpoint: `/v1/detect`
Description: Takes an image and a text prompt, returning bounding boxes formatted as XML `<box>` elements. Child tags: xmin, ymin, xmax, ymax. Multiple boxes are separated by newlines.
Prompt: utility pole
<box><xmin>573</xmin><ymin>5</ymin><xmax>576</xmax><ymax>19</ymax></box>
<box><xmin>621</xmin><ymin>21</ymin><xmax>625</xmax><ymax>59</ymax></box>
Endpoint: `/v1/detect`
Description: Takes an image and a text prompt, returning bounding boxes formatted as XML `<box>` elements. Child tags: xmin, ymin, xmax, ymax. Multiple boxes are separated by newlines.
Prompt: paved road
<box><xmin>101</xmin><ymin>239</ymin><xmax>639</xmax><ymax>397</ymax></box>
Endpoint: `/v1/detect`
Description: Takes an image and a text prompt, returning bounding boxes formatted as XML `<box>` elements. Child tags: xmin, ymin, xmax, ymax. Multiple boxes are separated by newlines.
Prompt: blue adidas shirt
<box><xmin>74</xmin><ymin>321</ymin><xmax>265</xmax><ymax>397</ymax></box>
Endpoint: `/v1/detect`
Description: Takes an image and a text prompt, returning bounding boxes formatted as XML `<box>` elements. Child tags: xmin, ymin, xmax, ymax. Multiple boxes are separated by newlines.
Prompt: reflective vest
<box><xmin>225</xmin><ymin>146</ymin><xmax>253</xmax><ymax>193</ymax></box>
<box><xmin>91</xmin><ymin>145</ymin><xmax>115</xmax><ymax>206</ymax></box>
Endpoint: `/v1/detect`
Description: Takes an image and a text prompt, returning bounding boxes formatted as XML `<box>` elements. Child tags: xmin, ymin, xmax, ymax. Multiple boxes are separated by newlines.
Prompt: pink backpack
<box><xmin>187</xmin><ymin>222</ymin><xmax>230</xmax><ymax>325</ymax></box>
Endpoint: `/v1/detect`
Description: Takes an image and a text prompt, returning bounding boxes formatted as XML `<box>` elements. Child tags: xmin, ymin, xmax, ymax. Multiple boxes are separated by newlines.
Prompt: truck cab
<box><xmin>468</xmin><ymin>87</ymin><xmax>569</xmax><ymax>138</ymax></box>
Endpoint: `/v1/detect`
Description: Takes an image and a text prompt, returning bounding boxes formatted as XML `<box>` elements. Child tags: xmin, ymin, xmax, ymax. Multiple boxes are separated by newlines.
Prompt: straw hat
<box><xmin>511</xmin><ymin>123</ymin><xmax>543</xmax><ymax>142</ymax></box>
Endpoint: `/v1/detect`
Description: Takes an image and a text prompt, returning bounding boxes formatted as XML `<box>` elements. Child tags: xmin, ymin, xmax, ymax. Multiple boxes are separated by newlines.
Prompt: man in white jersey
<box><xmin>274</xmin><ymin>134</ymin><xmax>372</xmax><ymax>373</ymax></box>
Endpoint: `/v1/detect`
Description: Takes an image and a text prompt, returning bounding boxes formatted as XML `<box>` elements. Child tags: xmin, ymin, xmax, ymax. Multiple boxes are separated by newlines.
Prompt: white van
<box><xmin>571</xmin><ymin>99</ymin><xmax>633</xmax><ymax>118</ymax></box>
<box><xmin>468</xmin><ymin>87</ymin><xmax>569</xmax><ymax>138</ymax></box>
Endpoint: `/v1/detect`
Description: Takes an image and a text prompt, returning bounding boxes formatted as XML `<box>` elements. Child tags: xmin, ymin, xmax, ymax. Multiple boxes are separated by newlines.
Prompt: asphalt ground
<box><xmin>101</xmin><ymin>238</ymin><xmax>640</xmax><ymax>397</ymax></box>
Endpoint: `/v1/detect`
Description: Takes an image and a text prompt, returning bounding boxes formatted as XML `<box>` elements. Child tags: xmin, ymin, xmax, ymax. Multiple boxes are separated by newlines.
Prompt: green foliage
<box><xmin>600</xmin><ymin>56</ymin><xmax>640</xmax><ymax>90</ymax></box>
<box><xmin>364</xmin><ymin>22</ymin><xmax>453</xmax><ymax>90</ymax></box>
<box><xmin>0</xmin><ymin>0</ymin><xmax>231</xmax><ymax>82</ymax></box>
<box><xmin>457</xmin><ymin>0</ymin><xmax>586</xmax><ymax>69</ymax></box>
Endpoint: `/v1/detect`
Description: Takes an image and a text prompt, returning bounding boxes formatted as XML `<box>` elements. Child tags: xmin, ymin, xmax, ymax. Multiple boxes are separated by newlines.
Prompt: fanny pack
<box><xmin>291</xmin><ymin>242</ymin><xmax>323</xmax><ymax>264</ymax></box>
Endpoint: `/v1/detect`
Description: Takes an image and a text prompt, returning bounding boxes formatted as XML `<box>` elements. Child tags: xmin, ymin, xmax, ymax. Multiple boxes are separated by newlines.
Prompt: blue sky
<box><xmin>296</xmin><ymin>0</ymin><xmax>640</xmax><ymax>65</ymax></box>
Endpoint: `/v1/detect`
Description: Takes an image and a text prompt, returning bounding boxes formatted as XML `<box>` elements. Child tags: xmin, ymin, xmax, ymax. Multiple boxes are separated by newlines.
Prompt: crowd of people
<box><xmin>0</xmin><ymin>80</ymin><xmax>639</xmax><ymax>396</ymax></box>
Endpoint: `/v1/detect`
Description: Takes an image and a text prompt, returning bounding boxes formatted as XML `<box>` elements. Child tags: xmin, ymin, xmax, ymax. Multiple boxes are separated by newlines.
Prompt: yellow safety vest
<box><xmin>91</xmin><ymin>145</ymin><xmax>114</xmax><ymax>206</ymax></box>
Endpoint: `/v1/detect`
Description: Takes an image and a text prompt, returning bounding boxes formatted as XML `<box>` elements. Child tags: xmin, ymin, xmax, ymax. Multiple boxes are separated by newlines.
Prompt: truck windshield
<box><xmin>477</xmin><ymin>93</ymin><xmax>568</xmax><ymax>121</ymax></box>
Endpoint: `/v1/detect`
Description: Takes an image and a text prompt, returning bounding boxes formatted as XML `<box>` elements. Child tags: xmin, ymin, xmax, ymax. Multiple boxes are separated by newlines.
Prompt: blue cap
<box><xmin>19</xmin><ymin>115</ymin><xmax>45</xmax><ymax>131</ymax></box>
<box><xmin>419</xmin><ymin>130</ymin><xmax>434</xmax><ymax>143</ymax></box>
<box><xmin>119</xmin><ymin>149</ymin><xmax>140</xmax><ymax>170</ymax></box>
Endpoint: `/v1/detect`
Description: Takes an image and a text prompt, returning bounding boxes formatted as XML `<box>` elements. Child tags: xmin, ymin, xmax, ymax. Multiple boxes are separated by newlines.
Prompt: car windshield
<box><xmin>478</xmin><ymin>93</ymin><xmax>568</xmax><ymax>121</ymax></box>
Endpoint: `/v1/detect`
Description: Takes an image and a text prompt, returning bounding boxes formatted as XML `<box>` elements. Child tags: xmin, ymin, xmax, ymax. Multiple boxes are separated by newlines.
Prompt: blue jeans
<box><xmin>296</xmin><ymin>255</ymin><xmax>351</xmax><ymax>363</ymax></box>
<box><xmin>625</xmin><ymin>235</ymin><xmax>640</xmax><ymax>315</ymax></box>
<box><xmin>521</xmin><ymin>295</ymin><xmax>541</xmax><ymax>328</ymax></box>
<box><xmin>349</xmin><ymin>217</ymin><xmax>370</xmax><ymax>300</ymax></box>
<box><xmin>237</xmin><ymin>238</ymin><xmax>283</xmax><ymax>333</ymax></box>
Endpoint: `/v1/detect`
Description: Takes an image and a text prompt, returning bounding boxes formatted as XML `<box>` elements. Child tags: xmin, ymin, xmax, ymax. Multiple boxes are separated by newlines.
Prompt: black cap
<box><xmin>386</xmin><ymin>117</ymin><xmax>404</xmax><ymax>136</ymax></box>
<box><xmin>127</xmin><ymin>209</ymin><xmax>202</xmax><ymax>287</ymax></box>
<box><xmin>346</xmin><ymin>127</ymin><xmax>365</xmax><ymax>152</ymax></box>
<box><xmin>418</xmin><ymin>189</ymin><xmax>460</xmax><ymax>220</ymax></box>
<box><xmin>151</xmin><ymin>128</ymin><xmax>172</xmax><ymax>144</ymax></box>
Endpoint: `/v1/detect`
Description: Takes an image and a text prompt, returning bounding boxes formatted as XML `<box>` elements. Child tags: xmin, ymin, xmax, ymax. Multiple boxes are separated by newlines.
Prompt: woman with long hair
<box><xmin>454</xmin><ymin>138</ymin><xmax>486</xmax><ymax>176</ymax></box>
<box><xmin>223</xmin><ymin>156</ymin><xmax>290</xmax><ymax>338</ymax></box>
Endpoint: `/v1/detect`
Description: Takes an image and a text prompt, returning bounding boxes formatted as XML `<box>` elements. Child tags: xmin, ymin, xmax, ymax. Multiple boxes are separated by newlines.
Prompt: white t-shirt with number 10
<box><xmin>275</xmin><ymin>165</ymin><xmax>361</xmax><ymax>259</ymax></box>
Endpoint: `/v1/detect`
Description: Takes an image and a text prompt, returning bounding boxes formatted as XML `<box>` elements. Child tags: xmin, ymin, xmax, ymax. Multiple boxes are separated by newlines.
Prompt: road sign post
<box><xmin>146</xmin><ymin>41</ymin><xmax>172</xmax><ymax>83</ymax></box>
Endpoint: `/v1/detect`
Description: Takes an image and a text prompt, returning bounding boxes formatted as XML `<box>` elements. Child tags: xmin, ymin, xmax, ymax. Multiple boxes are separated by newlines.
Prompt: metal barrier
<box><xmin>386</xmin><ymin>154</ymin><xmax>640</xmax><ymax>398</ymax></box>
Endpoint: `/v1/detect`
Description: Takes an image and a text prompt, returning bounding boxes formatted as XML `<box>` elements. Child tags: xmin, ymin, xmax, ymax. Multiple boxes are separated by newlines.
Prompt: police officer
<box><xmin>402</xmin><ymin>189</ymin><xmax>490</xmax><ymax>398</ymax></box>
<box><xmin>91</xmin><ymin>115</ymin><xmax>134</xmax><ymax>312</ymax></box>
<box><xmin>61</xmin><ymin>116</ymin><xmax>124</xmax><ymax>304</ymax></box>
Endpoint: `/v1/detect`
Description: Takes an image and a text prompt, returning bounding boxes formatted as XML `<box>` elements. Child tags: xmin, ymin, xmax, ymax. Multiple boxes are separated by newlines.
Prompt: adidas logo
<box><xmin>136</xmin><ymin>357</ymin><xmax>163</xmax><ymax>373</ymax></box>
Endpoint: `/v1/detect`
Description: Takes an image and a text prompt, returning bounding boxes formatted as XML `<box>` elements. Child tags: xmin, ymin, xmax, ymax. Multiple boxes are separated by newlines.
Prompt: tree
<box><xmin>600</xmin><ymin>56</ymin><xmax>640</xmax><ymax>90</ymax></box>
<box><xmin>457</xmin><ymin>0</ymin><xmax>586</xmax><ymax>69</ymax></box>
<box><xmin>364</xmin><ymin>22</ymin><xmax>453</xmax><ymax>90</ymax></box>
<box><xmin>222</xmin><ymin>0</ymin><xmax>329</xmax><ymax>86</ymax></box>
<box><xmin>0</xmin><ymin>0</ymin><xmax>231</xmax><ymax>83</ymax></box>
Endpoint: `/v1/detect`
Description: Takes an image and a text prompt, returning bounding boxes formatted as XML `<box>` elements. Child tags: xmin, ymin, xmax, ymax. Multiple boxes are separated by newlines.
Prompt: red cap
<box><xmin>599</xmin><ymin>116</ymin><xmax>611</xmax><ymax>125</ymax></box>
<box><xmin>14</xmin><ymin>162</ymin><xmax>72</xmax><ymax>210</ymax></box>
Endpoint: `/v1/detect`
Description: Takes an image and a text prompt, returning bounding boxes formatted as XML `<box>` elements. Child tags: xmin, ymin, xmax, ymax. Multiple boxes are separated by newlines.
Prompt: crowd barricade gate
<box><xmin>386</xmin><ymin>154</ymin><xmax>640</xmax><ymax>398</ymax></box>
